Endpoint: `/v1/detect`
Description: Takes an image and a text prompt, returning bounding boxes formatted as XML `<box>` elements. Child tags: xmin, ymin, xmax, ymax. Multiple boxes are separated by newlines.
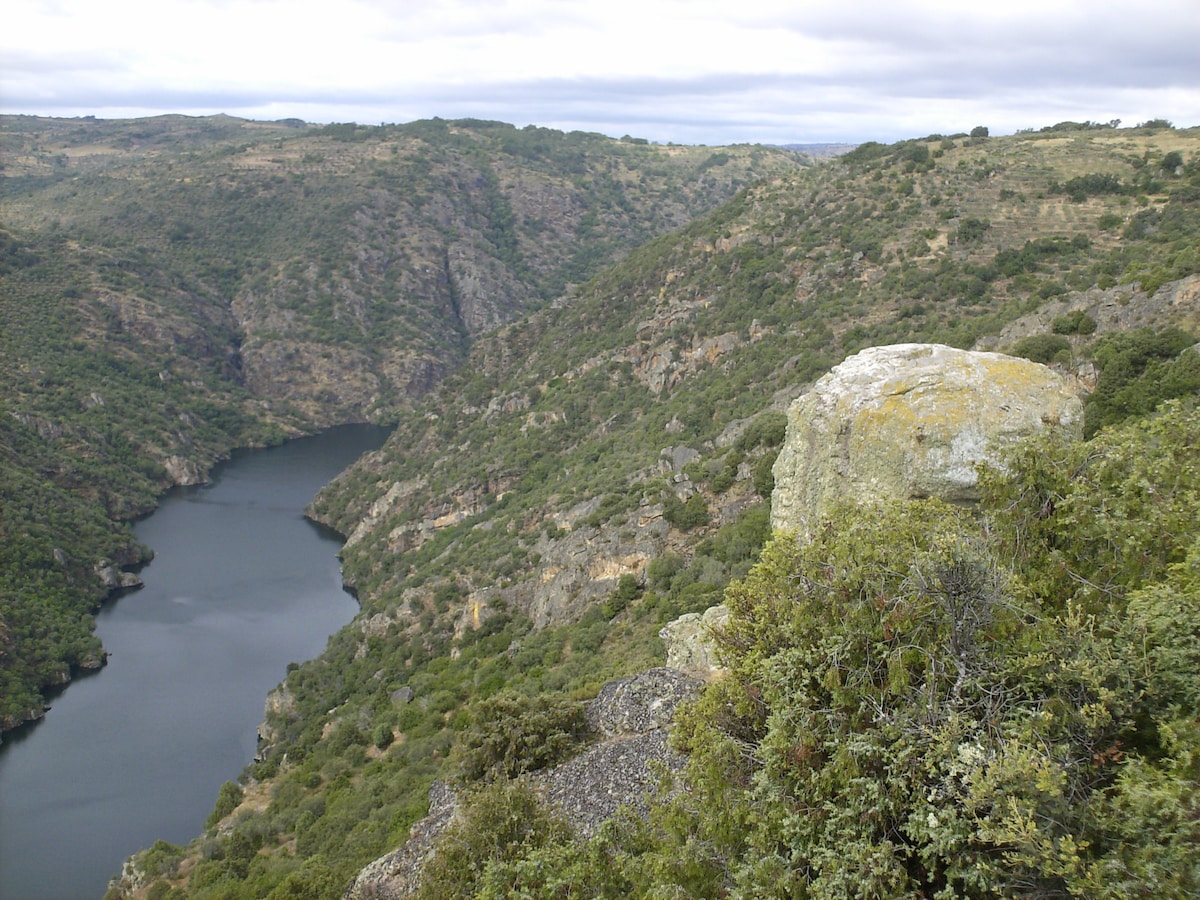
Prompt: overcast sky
<box><xmin>4</xmin><ymin>0</ymin><xmax>1198</xmax><ymax>145</ymax></box>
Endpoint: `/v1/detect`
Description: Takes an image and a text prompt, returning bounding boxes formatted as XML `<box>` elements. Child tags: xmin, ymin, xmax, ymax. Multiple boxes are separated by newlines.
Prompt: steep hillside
<box><xmin>317</xmin><ymin>122</ymin><xmax>1200</xmax><ymax>616</ymax></box>
<box><xmin>100</xmin><ymin>123</ymin><xmax>1200</xmax><ymax>898</ymax></box>
<box><xmin>0</xmin><ymin>114</ymin><xmax>802</xmax><ymax>730</ymax></box>
<box><xmin>3</xmin><ymin>114</ymin><xmax>803</xmax><ymax>421</ymax></box>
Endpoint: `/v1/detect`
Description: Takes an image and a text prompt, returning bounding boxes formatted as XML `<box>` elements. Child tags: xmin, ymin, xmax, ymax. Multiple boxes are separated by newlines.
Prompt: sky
<box><xmin>3</xmin><ymin>0</ymin><xmax>1199</xmax><ymax>146</ymax></box>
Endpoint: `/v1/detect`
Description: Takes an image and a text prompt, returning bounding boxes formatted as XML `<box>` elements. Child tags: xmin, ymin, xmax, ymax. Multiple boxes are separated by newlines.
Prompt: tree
<box><xmin>970</xmin><ymin>125</ymin><xmax>990</xmax><ymax>138</ymax></box>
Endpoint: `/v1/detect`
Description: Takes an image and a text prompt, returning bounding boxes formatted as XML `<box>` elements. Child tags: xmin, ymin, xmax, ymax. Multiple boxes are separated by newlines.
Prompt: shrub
<box><xmin>205</xmin><ymin>781</ymin><xmax>243</xmax><ymax>829</ymax></box>
<box><xmin>1052</xmin><ymin>310</ymin><xmax>1097</xmax><ymax>335</ymax></box>
<box><xmin>415</xmin><ymin>779</ymin><xmax>571</xmax><ymax>900</ymax></box>
<box><xmin>451</xmin><ymin>691</ymin><xmax>588</xmax><ymax>784</ymax></box>
<box><xmin>1009</xmin><ymin>333</ymin><xmax>1071</xmax><ymax>364</ymax></box>
<box><xmin>662</xmin><ymin>493</ymin><xmax>710</xmax><ymax>530</ymax></box>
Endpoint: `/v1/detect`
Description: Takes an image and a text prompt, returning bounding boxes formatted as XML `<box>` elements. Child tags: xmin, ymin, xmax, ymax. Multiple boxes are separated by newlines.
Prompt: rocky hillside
<box><xmin>4</xmin><ymin>113</ymin><xmax>1199</xmax><ymax>897</ymax></box>
<box><xmin>3</xmin><ymin>114</ymin><xmax>804</xmax><ymax>422</ymax></box>
<box><xmin>0</xmin><ymin>115</ymin><xmax>801</xmax><ymax>730</ymax></box>
<box><xmin>98</xmin><ymin>121</ymin><xmax>1200</xmax><ymax>899</ymax></box>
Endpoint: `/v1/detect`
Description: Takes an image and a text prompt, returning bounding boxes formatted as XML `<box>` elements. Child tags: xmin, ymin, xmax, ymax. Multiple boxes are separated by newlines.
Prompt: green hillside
<box><xmin>0</xmin><ymin>114</ymin><xmax>802</xmax><ymax>730</ymax></box>
<box><xmin>4</xmin><ymin>115</ymin><xmax>1200</xmax><ymax>898</ymax></box>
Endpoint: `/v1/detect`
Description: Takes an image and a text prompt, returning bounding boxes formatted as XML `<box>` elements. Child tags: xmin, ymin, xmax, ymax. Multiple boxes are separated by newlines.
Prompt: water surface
<box><xmin>0</xmin><ymin>425</ymin><xmax>389</xmax><ymax>900</ymax></box>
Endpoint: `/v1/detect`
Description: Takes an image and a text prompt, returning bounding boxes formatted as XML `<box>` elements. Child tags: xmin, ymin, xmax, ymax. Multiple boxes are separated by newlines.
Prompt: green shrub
<box><xmin>1009</xmin><ymin>333</ymin><xmax>1071</xmax><ymax>364</ymax></box>
<box><xmin>1083</xmin><ymin>327</ymin><xmax>1200</xmax><ymax>436</ymax></box>
<box><xmin>415</xmin><ymin>779</ymin><xmax>571</xmax><ymax>900</ymax></box>
<box><xmin>205</xmin><ymin>781</ymin><xmax>243</xmax><ymax>829</ymax></box>
<box><xmin>1052</xmin><ymin>309</ymin><xmax>1097</xmax><ymax>334</ymax></box>
<box><xmin>662</xmin><ymin>493</ymin><xmax>710</xmax><ymax>530</ymax></box>
<box><xmin>451</xmin><ymin>691</ymin><xmax>588</xmax><ymax>784</ymax></box>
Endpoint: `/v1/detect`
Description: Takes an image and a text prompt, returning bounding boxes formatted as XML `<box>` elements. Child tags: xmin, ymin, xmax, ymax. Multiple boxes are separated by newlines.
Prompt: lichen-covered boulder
<box><xmin>771</xmin><ymin>344</ymin><xmax>1083</xmax><ymax>536</ymax></box>
<box><xmin>660</xmin><ymin>604</ymin><xmax>730</xmax><ymax>678</ymax></box>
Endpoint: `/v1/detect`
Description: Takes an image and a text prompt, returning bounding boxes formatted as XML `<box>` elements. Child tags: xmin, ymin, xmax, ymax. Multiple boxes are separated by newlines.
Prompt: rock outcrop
<box><xmin>344</xmin><ymin>668</ymin><xmax>700</xmax><ymax>899</ymax></box>
<box><xmin>976</xmin><ymin>274</ymin><xmax>1200</xmax><ymax>357</ymax></box>
<box><xmin>771</xmin><ymin>343</ymin><xmax>1083</xmax><ymax>536</ymax></box>
<box><xmin>94</xmin><ymin>560</ymin><xmax>143</xmax><ymax>592</ymax></box>
<box><xmin>659</xmin><ymin>604</ymin><xmax>730</xmax><ymax>678</ymax></box>
<box><xmin>585</xmin><ymin>667</ymin><xmax>700</xmax><ymax>738</ymax></box>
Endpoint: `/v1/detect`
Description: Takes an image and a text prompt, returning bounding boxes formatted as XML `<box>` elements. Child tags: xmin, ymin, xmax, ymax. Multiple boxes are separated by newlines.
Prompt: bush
<box><xmin>662</xmin><ymin>493</ymin><xmax>710</xmax><ymax>530</ymax></box>
<box><xmin>665</xmin><ymin>489</ymin><xmax>1200</xmax><ymax>898</ymax></box>
<box><xmin>1052</xmin><ymin>310</ymin><xmax>1097</xmax><ymax>335</ymax></box>
<box><xmin>451</xmin><ymin>691</ymin><xmax>588</xmax><ymax>784</ymax></box>
<box><xmin>415</xmin><ymin>779</ymin><xmax>571</xmax><ymax>900</ymax></box>
<box><xmin>205</xmin><ymin>781</ymin><xmax>243</xmax><ymax>829</ymax></box>
<box><xmin>1009</xmin><ymin>333</ymin><xmax>1071</xmax><ymax>364</ymax></box>
<box><xmin>1084</xmin><ymin>327</ymin><xmax>1200</xmax><ymax>436</ymax></box>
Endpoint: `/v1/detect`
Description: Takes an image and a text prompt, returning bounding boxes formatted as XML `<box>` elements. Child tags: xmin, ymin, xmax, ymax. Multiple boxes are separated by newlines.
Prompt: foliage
<box><xmin>662</xmin><ymin>492</ymin><xmax>711</xmax><ymax>530</ymax></box>
<box><xmin>650</xmin><ymin>482</ymin><xmax>1200</xmax><ymax>897</ymax></box>
<box><xmin>1008</xmin><ymin>333</ymin><xmax>1071</xmax><ymax>364</ymax></box>
<box><xmin>451</xmin><ymin>691</ymin><xmax>589</xmax><ymax>784</ymax></box>
<box><xmin>414</xmin><ymin>779</ymin><xmax>572</xmax><ymax>900</ymax></box>
<box><xmin>206</xmin><ymin>781</ymin><xmax>244</xmax><ymax>828</ymax></box>
<box><xmin>980</xmin><ymin>400</ymin><xmax>1200</xmax><ymax>607</ymax></box>
<box><xmin>1050</xmin><ymin>309</ymin><xmax>1096</xmax><ymax>335</ymax></box>
<box><xmin>1083</xmin><ymin>327</ymin><xmax>1200</xmax><ymax>436</ymax></box>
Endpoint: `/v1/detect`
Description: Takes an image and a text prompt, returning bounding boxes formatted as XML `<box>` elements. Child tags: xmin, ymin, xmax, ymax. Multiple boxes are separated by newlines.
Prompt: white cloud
<box><xmin>3</xmin><ymin>0</ymin><xmax>1198</xmax><ymax>143</ymax></box>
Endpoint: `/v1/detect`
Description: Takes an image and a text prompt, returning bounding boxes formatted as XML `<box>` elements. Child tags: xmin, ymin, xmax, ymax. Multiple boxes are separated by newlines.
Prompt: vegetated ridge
<box><xmin>0</xmin><ymin>114</ymin><xmax>801</xmax><ymax>730</ymax></box>
<box><xmin>5</xmin><ymin>115</ymin><xmax>1200</xmax><ymax>897</ymax></box>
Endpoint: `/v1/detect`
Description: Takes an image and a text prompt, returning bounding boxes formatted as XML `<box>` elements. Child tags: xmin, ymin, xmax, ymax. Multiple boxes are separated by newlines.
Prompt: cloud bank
<box><xmin>4</xmin><ymin>0</ymin><xmax>1198</xmax><ymax>144</ymax></box>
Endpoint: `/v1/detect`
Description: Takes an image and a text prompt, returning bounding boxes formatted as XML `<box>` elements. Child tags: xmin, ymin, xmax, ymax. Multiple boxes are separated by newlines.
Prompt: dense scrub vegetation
<box><xmin>5</xmin><ymin>116</ymin><xmax>1200</xmax><ymax>897</ymax></box>
<box><xmin>404</xmin><ymin>401</ymin><xmax>1200</xmax><ymax>899</ymax></box>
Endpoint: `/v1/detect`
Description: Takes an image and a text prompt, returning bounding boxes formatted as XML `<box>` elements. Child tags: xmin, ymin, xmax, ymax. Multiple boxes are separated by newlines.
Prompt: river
<box><xmin>0</xmin><ymin>425</ymin><xmax>390</xmax><ymax>900</ymax></box>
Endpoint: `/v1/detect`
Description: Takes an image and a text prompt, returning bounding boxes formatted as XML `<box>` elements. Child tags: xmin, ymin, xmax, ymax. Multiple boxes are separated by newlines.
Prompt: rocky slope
<box><xmin>18</xmin><ymin>121</ymin><xmax>1199</xmax><ymax>898</ymax></box>
<box><xmin>0</xmin><ymin>114</ymin><xmax>802</xmax><ymax>731</ymax></box>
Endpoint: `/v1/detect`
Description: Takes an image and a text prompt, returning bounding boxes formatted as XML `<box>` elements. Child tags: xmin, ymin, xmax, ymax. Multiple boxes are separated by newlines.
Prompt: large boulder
<box><xmin>659</xmin><ymin>605</ymin><xmax>730</xmax><ymax>679</ymax></box>
<box><xmin>771</xmin><ymin>344</ymin><xmax>1083</xmax><ymax>536</ymax></box>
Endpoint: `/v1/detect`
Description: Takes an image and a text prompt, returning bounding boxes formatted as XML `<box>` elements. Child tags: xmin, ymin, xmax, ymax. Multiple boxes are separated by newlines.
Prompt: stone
<box><xmin>539</xmin><ymin>729</ymin><xmax>687</xmax><ymax>839</ymax></box>
<box><xmin>585</xmin><ymin>667</ymin><xmax>702</xmax><ymax>737</ymax></box>
<box><xmin>94</xmin><ymin>561</ymin><xmax>143</xmax><ymax>592</ymax></box>
<box><xmin>162</xmin><ymin>454</ymin><xmax>207</xmax><ymax>486</ymax></box>
<box><xmin>660</xmin><ymin>604</ymin><xmax>730</xmax><ymax>678</ymax></box>
<box><xmin>771</xmin><ymin>343</ymin><xmax>1083</xmax><ymax>536</ymax></box>
<box><xmin>390</xmin><ymin>686</ymin><xmax>415</xmax><ymax>706</ymax></box>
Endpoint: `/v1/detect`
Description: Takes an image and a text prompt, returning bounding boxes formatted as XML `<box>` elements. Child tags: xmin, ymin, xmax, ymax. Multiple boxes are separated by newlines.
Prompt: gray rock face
<box><xmin>585</xmin><ymin>667</ymin><xmax>702</xmax><ymax>737</ymax></box>
<box><xmin>659</xmin><ymin>605</ymin><xmax>730</xmax><ymax>678</ymax></box>
<box><xmin>771</xmin><ymin>344</ymin><xmax>1083</xmax><ymax>536</ymax></box>
<box><xmin>94</xmin><ymin>560</ymin><xmax>143</xmax><ymax>592</ymax></box>
<box><xmin>540</xmin><ymin>729</ymin><xmax>686</xmax><ymax>839</ymax></box>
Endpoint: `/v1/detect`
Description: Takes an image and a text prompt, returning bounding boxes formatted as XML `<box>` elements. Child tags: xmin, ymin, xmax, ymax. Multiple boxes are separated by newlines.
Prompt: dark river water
<box><xmin>0</xmin><ymin>425</ymin><xmax>390</xmax><ymax>900</ymax></box>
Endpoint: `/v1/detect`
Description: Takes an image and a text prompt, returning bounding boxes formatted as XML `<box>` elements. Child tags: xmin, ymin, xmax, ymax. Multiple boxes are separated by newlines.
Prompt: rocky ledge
<box><xmin>344</xmin><ymin>667</ymin><xmax>702</xmax><ymax>899</ymax></box>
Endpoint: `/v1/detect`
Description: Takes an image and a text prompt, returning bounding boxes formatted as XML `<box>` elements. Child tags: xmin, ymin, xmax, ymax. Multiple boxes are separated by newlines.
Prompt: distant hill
<box><xmin>778</xmin><ymin>141</ymin><xmax>858</xmax><ymax>157</ymax></box>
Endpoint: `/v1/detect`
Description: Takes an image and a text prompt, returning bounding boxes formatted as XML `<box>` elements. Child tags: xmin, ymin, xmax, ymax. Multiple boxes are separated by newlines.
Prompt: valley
<box><xmin>2</xmin><ymin>115</ymin><xmax>1199</xmax><ymax>898</ymax></box>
